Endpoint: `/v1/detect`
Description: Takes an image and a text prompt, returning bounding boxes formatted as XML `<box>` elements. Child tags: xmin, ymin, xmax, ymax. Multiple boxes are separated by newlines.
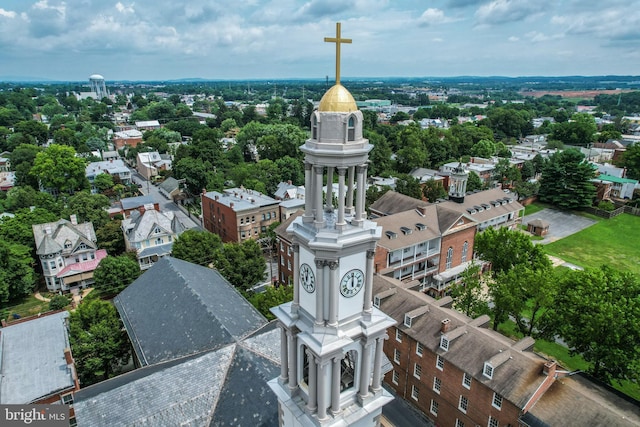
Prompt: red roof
<box><xmin>57</xmin><ymin>249</ymin><xmax>108</xmax><ymax>278</ymax></box>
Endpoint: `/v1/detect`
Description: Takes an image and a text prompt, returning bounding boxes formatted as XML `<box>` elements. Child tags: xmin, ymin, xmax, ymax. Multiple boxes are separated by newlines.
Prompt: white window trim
<box><xmin>395</xmin><ymin>329</ymin><xmax>402</xmax><ymax>342</ymax></box>
<box><xmin>492</xmin><ymin>392</ymin><xmax>503</xmax><ymax>410</ymax></box>
<box><xmin>429</xmin><ymin>399</ymin><xmax>438</xmax><ymax>415</ymax></box>
<box><xmin>404</xmin><ymin>315</ymin><xmax>412</xmax><ymax>327</ymax></box>
<box><xmin>413</xmin><ymin>363</ymin><xmax>421</xmax><ymax>379</ymax></box>
<box><xmin>411</xmin><ymin>385</ymin><xmax>419</xmax><ymax>401</ymax></box>
<box><xmin>483</xmin><ymin>362</ymin><xmax>494</xmax><ymax>379</ymax></box>
<box><xmin>433</xmin><ymin>377</ymin><xmax>441</xmax><ymax>394</ymax></box>
<box><xmin>440</xmin><ymin>335</ymin><xmax>449</xmax><ymax>351</ymax></box>
<box><xmin>455</xmin><ymin>419</ymin><xmax>464</xmax><ymax>427</ymax></box>
<box><xmin>463</xmin><ymin>372</ymin><xmax>472</xmax><ymax>389</ymax></box>
<box><xmin>436</xmin><ymin>355</ymin><xmax>444</xmax><ymax>371</ymax></box>
<box><xmin>393</xmin><ymin>349</ymin><xmax>401</xmax><ymax>364</ymax></box>
<box><xmin>392</xmin><ymin>370</ymin><xmax>399</xmax><ymax>385</ymax></box>
<box><xmin>488</xmin><ymin>415</ymin><xmax>499</xmax><ymax>427</ymax></box>
<box><xmin>416</xmin><ymin>342</ymin><xmax>424</xmax><ymax>356</ymax></box>
<box><xmin>458</xmin><ymin>395</ymin><xmax>468</xmax><ymax>414</ymax></box>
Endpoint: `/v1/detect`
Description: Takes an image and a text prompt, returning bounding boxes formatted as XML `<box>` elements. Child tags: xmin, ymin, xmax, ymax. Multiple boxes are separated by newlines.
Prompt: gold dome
<box><xmin>318</xmin><ymin>84</ymin><xmax>358</xmax><ymax>112</ymax></box>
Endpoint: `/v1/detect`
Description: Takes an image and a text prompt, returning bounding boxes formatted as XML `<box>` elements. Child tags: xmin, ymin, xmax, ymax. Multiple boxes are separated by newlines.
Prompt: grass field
<box><xmin>0</xmin><ymin>295</ymin><xmax>49</xmax><ymax>322</ymax></box>
<box><xmin>544</xmin><ymin>213</ymin><xmax>640</xmax><ymax>275</ymax></box>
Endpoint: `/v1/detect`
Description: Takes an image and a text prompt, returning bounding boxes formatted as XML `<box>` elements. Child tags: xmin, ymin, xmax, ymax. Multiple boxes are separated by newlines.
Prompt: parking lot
<box><xmin>523</xmin><ymin>208</ymin><xmax>597</xmax><ymax>244</ymax></box>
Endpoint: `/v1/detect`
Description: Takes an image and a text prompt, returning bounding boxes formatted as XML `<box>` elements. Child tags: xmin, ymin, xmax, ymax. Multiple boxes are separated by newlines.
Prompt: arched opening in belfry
<box><xmin>340</xmin><ymin>349</ymin><xmax>357</xmax><ymax>391</ymax></box>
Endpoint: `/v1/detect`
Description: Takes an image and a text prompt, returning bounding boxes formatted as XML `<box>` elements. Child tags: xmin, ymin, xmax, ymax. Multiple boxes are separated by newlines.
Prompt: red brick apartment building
<box><xmin>273</xmin><ymin>211</ymin><xmax>302</xmax><ymax>285</ymax></box>
<box><xmin>373</xmin><ymin>204</ymin><xmax>477</xmax><ymax>297</ymax></box>
<box><xmin>202</xmin><ymin>187</ymin><xmax>280</xmax><ymax>243</ymax></box>
<box><xmin>373</xmin><ymin>276</ymin><xmax>640</xmax><ymax>427</ymax></box>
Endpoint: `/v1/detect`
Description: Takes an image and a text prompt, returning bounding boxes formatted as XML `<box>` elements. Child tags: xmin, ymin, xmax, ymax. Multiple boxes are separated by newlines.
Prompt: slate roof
<box><xmin>373</xmin><ymin>276</ymin><xmax>550</xmax><ymax>410</ymax></box>
<box><xmin>0</xmin><ymin>311</ymin><xmax>75</xmax><ymax>403</ymax></box>
<box><xmin>369</xmin><ymin>191</ymin><xmax>429</xmax><ymax>217</ymax></box>
<box><xmin>33</xmin><ymin>219</ymin><xmax>97</xmax><ymax>256</ymax></box>
<box><xmin>159</xmin><ymin>177</ymin><xmax>180</xmax><ymax>193</ymax></box>
<box><xmin>438</xmin><ymin>188</ymin><xmax>524</xmax><ymax>225</ymax></box>
<box><xmin>114</xmin><ymin>257</ymin><xmax>268</xmax><ymax>366</ymax></box>
<box><xmin>120</xmin><ymin>195</ymin><xmax>155</xmax><ymax>210</ymax></box>
<box><xmin>522</xmin><ymin>373</ymin><xmax>640</xmax><ymax>427</ymax></box>
<box><xmin>122</xmin><ymin>208</ymin><xmax>183</xmax><ymax>244</ymax></box>
<box><xmin>73</xmin><ymin>323</ymin><xmax>281</xmax><ymax>427</ymax></box>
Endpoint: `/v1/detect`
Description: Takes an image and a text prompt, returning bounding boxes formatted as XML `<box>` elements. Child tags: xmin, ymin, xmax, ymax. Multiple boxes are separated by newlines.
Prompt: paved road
<box><xmin>130</xmin><ymin>168</ymin><xmax>200</xmax><ymax>230</ymax></box>
<box><xmin>522</xmin><ymin>208</ymin><xmax>597</xmax><ymax>245</ymax></box>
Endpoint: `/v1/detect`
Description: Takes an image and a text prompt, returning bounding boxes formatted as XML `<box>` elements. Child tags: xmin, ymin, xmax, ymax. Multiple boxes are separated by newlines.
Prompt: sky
<box><xmin>1</xmin><ymin>0</ymin><xmax>639</xmax><ymax>82</ymax></box>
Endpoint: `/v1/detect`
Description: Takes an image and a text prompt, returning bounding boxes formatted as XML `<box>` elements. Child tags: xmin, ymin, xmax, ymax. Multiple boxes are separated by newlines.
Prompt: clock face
<box><xmin>340</xmin><ymin>269</ymin><xmax>364</xmax><ymax>298</ymax></box>
<box><xmin>299</xmin><ymin>263</ymin><xmax>315</xmax><ymax>293</ymax></box>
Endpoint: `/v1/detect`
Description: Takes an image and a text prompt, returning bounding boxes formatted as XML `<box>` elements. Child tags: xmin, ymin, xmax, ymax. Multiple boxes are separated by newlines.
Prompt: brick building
<box><xmin>374</xmin><ymin>276</ymin><xmax>555</xmax><ymax>427</ymax></box>
<box><xmin>439</xmin><ymin>188</ymin><xmax>524</xmax><ymax>231</ymax></box>
<box><xmin>201</xmin><ymin>187</ymin><xmax>280</xmax><ymax>243</ymax></box>
<box><xmin>273</xmin><ymin>211</ymin><xmax>302</xmax><ymax>285</ymax></box>
<box><xmin>373</xmin><ymin>204</ymin><xmax>477</xmax><ymax>297</ymax></box>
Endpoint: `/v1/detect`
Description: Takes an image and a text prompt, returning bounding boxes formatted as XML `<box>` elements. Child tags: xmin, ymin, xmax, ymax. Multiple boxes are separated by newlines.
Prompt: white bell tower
<box><xmin>269</xmin><ymin>23</ymin><xmax>396</xmax><ymax>427</ymax></box>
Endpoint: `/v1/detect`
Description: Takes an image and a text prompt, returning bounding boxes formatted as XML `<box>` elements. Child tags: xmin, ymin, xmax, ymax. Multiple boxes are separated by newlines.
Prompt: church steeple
<box><xmin>268</xmin><ymin>23</ymin><xmax>396</xmax><ymax>427</ymax></box>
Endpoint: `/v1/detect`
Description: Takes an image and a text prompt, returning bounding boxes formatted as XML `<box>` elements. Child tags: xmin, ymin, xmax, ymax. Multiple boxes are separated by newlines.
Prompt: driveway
<box><xmin>523</xmin><ymin>208</ymin><xmax>597</xmax><ymax>245</ymax></box>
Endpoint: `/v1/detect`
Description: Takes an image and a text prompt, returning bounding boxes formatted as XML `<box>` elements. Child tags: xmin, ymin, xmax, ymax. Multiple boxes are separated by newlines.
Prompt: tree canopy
<box><xmin>0</xmin><ymin>240</ymin><xmax>37</xmax><ymax>303</ymax></box>
<box><xmin>215</xmin><ymin>240</ymin><xmax>266</xmax><ymax>293</ymax></box>
<box><xmin>92</xmin><ymin>255</ymin><xmax>141</xmax><ymax>296</ymax></box>
<box><xmin>538</xmin><ymin>149</ymin><xmax>596</xmax><ymax>209</ymax></box>
<box><xmin>68</xmin><ymin>296</ymin><xmax>131</xmax><ymax>386</ymax></box>
<box><xmin>172</xmin><ymin>229</ymin><xmax>223</xmax><ymax>267</ymax></box>
<box><xmin>30</xmin><ymin>144</ymin><xmax>89</xmax><ymax>196</ymax></box>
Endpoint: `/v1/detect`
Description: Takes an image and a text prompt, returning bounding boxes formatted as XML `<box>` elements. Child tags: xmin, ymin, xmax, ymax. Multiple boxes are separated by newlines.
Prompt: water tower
<box><xmin>89</xmin><ymin>74</ymin><xmax>108</xmax><ymax>99</ymax></box>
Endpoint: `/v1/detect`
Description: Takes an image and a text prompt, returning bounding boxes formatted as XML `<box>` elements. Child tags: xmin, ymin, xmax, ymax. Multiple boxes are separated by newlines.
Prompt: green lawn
<box><xmin>544</xmin><ymin>213</ymin><xmax>640</xmax><ymax>275</ymax></box>
<box><xmin>0</xmin><ymin>295</ymin><xmax>50</xmax><ymax>322</ymax></box>
<box><xmin>523</xmin><ymin>202</ymin><xmax>551</xmax><ymax>216</ymax></box>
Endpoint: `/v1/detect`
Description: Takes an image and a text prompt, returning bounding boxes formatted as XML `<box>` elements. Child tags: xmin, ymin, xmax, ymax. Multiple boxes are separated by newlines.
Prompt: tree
<box><xmin>248</xmin><ymin>285</ymin><xmax>293</xmax><ymax>320</ymax></box>
<box><xmin>492</xmin><ymin>264</ymin><xmax>556</xmax><ymax>336</ymax></box>
<box><xmin>466</xmin><ymin>171</ymin><xmax>483</xmax><ymax>192</ymax></box>
<box><xmin>30</xmin><ymin>144</ymin><xmax>88</xmax><ymax>196</ymax></box>
<box><xmin>92</xmin><ymin>255</ymin><xmax>141</xmax><ymax>296</ymax></box>
<box><xmin>470</xmin><ymin>139</ymin><xmax>496</xmax><ymax>158</ymax></box>
<box><xmin>422</xmin><ymin>179</ymin><xmax>447</xmax><ymax>203</ymax></box>
<box><xmin>64</xmin><ymin>191</ymin><xmax>111</xmax><ymax>229</ymax></box>
<box><xmin>544</xmin><ymin>266</ymin><xmax>640</xmax><ymax>383</ymax></box>
<box><xmin>93</xmin><ymin>173</ymin><xmax>115</xmax><ymax>193</ymax></box>
<box><xmin>13</xmin><ymin>120</ymin><xmax>49</xmax><ymax>145</ymax></box>
<box><xmin>172</xmin><ymin>229</ymin><xmax>222</xmax><ymax>267</ymax></box>
<box><xmin>49</xmin><ymin>294</ymin><xmax>71</xmax><ymax>310</ymax></box>
<box><xmin>616</xmin><ymin>143</ymin><xmax>640</xmax><ymax>180</ymax></box>
<box><xmin>449</xmin><ymin>264</ymin><xmax>489</xmax><ymax>318</ymax></box>
<box><xmin>9</xmin><ymin>143</ymin><xmax>42</xmax><ymax>188</ymax></box>
<box><xmin>0</xmin><ymin>207</ymin><xmax>59</xmax><ymax>249</ymax></box>
<box><xmin>0</xmin><ymin>240</ymin><xmax>37</xmax><ymax>303</ymax></box>
<box><xmin>474</xmin><ymin>227</ymin><xmax>550</xmax><ymax>276</ymax></box>
<box><xmin>174</xmin><ymin>157</ymin><xmax>208</xmax><ymax>195</ymax></box>
<box><xmin>538</xmin><ymin>149</ymin><xmax>596</xmax><ymax>209</ymax></box>
<box><xmin>68</xmin><ymin>296</ymin><xmax>131</xmax><ymax>385</ymax></box>
<box><xmin>215</xmin><ymin>240</ymin><xmax>266</xmax><ymax>293</ymax></box>
<box><xmin>96</xmin><ymin>220</ymin><xmax>126</xmax><ymax>256</ymax></box>
<box><xmin>394</xmin><ymin>174</ymin><xmax>423</xmax><ymax>200</ymax></box>
<box><xmin>550</xmin><ymin>113</ymin><xmax>596</xmax><ymax>147</ymax></box>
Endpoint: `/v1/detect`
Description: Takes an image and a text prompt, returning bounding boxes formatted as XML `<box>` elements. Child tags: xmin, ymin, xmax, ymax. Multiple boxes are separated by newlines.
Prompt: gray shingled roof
<box><xmin>114</xmin><ymin>257</ymin><xmax>268</xmax><ymax>366</ymax></box>
<box><xmin>369</xmin><ymin>191</ymin><xmax>428</xmax><ymax>217</ymax></box>
<box><xmin>0</xmin><ymin>311</ymin><xmax>75</xmax><ymax>404</ymax></box>
<box><xmin>373</xmin><ymin>275</ymin><xmax>550</xmax><ymax>410</ymax></box>
<box><xmin>73</xmin><ymin>323</ymin><xmax>281</xmax><ymax>427</ymax></box>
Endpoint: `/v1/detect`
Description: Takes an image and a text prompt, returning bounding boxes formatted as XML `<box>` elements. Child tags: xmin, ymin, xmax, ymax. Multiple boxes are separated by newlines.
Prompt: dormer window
<box><xmin>385</xmin><ymin>231</ymin><xmax>397</xmax><ymax>239</ymax></box>
<box><xmin>440</xmin><ymin>335</ymin><xmax>449</xmax><ymax>351</ymax></box>
<box><xmin>400</xmin><ymin>226</ymin><xmax>412</xmax><ymax>235</ymax></box>
<box><xmin>483</xmin><ymin>362</ymin><xmax>494</xmax><ymax>379</ymax></box>
<box><xmin>373</xmin><ymin>296</ymin><xmax>381</xmax><ymax>308</ymax></box>
<box><xmin>404</xmin><ymin>315</ymin><xmax>412</xmax><ymax>327</ymax></box>
<box><xmin>64</xmin><ymin>240</ymin><xmax>72</xmax><ymax>249</ymax></box>
<box><xmin>153</xmin><ymin>226</ymin><xmax>161</xmax><ymax>234</ymax></box>
<box><xmin>415</xmin><ymin>223</ymin><xmax>426</xmax><ymax>231</ymax></box>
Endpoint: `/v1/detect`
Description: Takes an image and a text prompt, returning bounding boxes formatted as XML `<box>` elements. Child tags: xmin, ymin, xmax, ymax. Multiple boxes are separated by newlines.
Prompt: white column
<box><xmin>359</xmin><ymin>163</ymin><xmax>368</xmax><ymax>221</ymax></box>
<box><xmin>292</xmin><ymin>244</ymin><xmax>300</xmax><ymax>314</ymax></box>
<box><xmin>314</xmin><ymin>165</ymin><xmax>324</xmax><ymax>228</ymax></box>
<box><xmin>315</xmin><ymin>259</ymin><xmax>325</xmax><ymax>326</ymax></box>
<box><xmin>328</xmin><ymin>260</ymin><xmax>339</xmax><ymax>327</ymax></box>
<box><xmin>326</xmin><ymin>166</ymin><xmax>334</xmax><ymax>212</ymax></box>
<box><xmin>303</xmin><ymin>162</ymin><xmax>313</xmax><ymax>222</ymax></box>
<box><xmin>372</xmin><ymin>336</ymin><xmax>386</xmax><ymax>392</ymax></box>
<box><xmin>306</xmin><ymin>350</ymin><xmax>317</xmax><ymax>412</ymax></box>
<box><xmin>354</xmin><ymin>165</ymin><xmax>365</xmax><ymax>224</ymax></box>
<box><xmin>337</xmin><ymin>167</ymin><xmax>347</xmax><ymax>228</ymax></box>
<box><xmin>363</xmin><ymin>249</ymin><xmax>375</xmax><ymax>314</ymax></box>
<box><xmin>358</xmin><ymin>341</ymin><xmax>373</xmax><ymax>399</ymax></box>
<box><xmin>279</xmin><ymin>324</ymin><xmax>288</xmax><ymax>384</ymax></box>
<box><xmin>331</xmin><ymin>356</ymin><xmax>342</xmax><ymax>415</ymax></box>
<box><xmin>347</xmin><ymin>166</ymin><xmax>355</xmax><ymax>215</ymax></box>
<box><xmin>317</xmin><ymin>360</ymin><xmax>329</xmax><ymax>421</ymax></box>
<box><xmin>287</xmin><ymin>330</ymin><xmax>298</xmax><ymax>393</ymax></box>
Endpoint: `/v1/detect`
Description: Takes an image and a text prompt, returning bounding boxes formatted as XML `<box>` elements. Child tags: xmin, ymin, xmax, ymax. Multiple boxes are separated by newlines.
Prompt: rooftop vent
<box><xmin>385</xmin><ymin>231</ymin><xmax>397</xmax><ymax>239</ymax></box>
<box><xmin>466</xmin><ymin>208</ymin><xmax>476</xmax><ymax>215</ymax></box>
<box><xmin>400</xmin><ymin>226</ymin><xmax>412</xmax><ymax>235</ymax></box>
<box><xmin>415</xmin><ymin>223</ymin><xmax>426</xmax><ymax>231</ymax></box>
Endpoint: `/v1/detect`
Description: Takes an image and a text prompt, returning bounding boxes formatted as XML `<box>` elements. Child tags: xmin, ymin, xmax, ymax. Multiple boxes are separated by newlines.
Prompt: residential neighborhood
<box><xmin>1</xmin><ymin>37</ymin><xmax>640</xmax><ymax>427</ymax></box>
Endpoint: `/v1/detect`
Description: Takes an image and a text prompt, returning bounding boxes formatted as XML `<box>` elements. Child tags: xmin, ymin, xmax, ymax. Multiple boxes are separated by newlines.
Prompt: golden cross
<box><xmin>324</xmin><ymin>22</ymin><xmax>352</xmax><ymax>85</ymax></box>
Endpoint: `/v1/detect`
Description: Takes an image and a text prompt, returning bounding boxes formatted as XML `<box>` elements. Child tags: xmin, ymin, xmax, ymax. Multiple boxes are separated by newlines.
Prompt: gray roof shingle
<box><xmin>114</xmin><ymin>257</ymin><xmax>267</xmax><ymax>366</ymax></box>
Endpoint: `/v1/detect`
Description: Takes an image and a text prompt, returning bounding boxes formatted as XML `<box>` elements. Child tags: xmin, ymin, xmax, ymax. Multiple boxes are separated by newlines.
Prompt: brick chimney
<box><xmin>64</xmin><ymin>348</ymin><xmax>73</xmax><ymax>365</ymax></box>
<box><xmin>441</xmin><ymin>318</ymin><xmax>451</xmax><ymax>333</ymax></box>
<box><xmin>70</xmin><ymin>214</ymin><xmax>78</xmax><ymax>225</ymax></box>
<box><xmin>543</xmin><ymin>360</ymin><xmax>557</xmax><ymax>377</ymax></box>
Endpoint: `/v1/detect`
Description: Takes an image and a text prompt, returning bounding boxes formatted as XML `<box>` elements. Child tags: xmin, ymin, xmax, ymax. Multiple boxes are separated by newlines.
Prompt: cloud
<box><xmin>553</xmin><ymin>8</ymin><xmax>640</xmax><ymax>42</ymax></box>
<box><xmin>418</xmin><ymin>8</ymin><xmax>456</xmax><ymax>26</ymax></box>
<box><xmin>448</xmin><ymin>0</ymin><xmax>484</xmax><ymax>7</ymax></box>
<box><xmin>475</xmin><ymin>0</ymin><xmax>546</xmax><ymax>25</ymax></box>
<box><xmin>115</xmin><ymin>2</ymin><xmax>135</xmax><ymax>14</ymax></box>
<box><xmin>508</xmin><ymin>36</ymin><xmax>519</xmax><ymax>42</ymax></box>
<box><xmin>525</xmin><ymin>31</ymin><xmax>563</xmax><ymax>43</ymax></box>
<box><xmin>0</xmin><ymin>8</ymin><xmax>17</xmax><ymax>18</ymax></box>
<box><xmin>295</xmin><ymin>0</ymin><xmax>351</xmax><ymax>20</ymax></box>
